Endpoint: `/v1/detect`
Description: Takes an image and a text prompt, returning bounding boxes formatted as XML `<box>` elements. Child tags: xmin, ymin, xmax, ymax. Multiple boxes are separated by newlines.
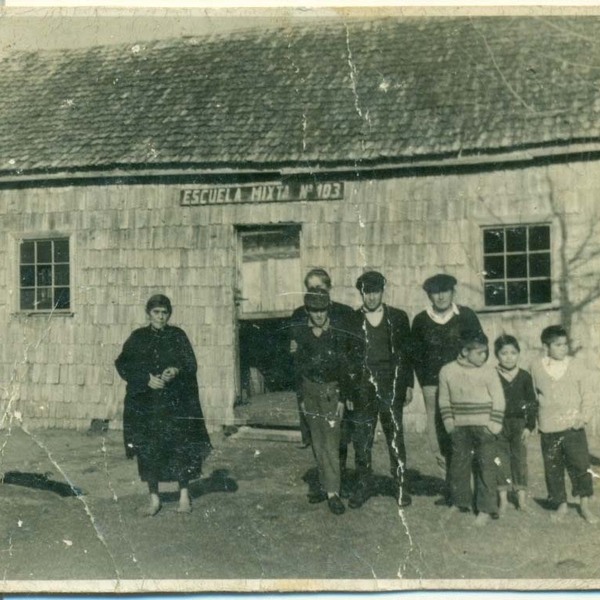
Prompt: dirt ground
<box><xmin>1</xmin><ymin>424</ymin><xmax>600</xmax><ymax>587</ymax></box>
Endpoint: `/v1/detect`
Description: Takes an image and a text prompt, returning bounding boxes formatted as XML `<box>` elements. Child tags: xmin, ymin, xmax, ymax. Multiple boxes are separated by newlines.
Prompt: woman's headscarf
<box><xmin>145</xmin><ymin>294</ymin><xmax>172</xmax><ymax>315</ymax></box>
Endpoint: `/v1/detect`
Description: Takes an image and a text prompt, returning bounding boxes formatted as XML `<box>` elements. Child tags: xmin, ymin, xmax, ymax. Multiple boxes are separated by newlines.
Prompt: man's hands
<box><xmin>148</xmin><ymin>367</ymin><xmax>180</xmax><ymax>389</ymax></box>
<box><xmin>404</xmin><ymin>387</ymin><xmax>413</xmax><ymax>406</ymax></box>
<box><xmin>148</xmin><ymin>374</ymin><xmax>165</xmax><ymax>390</ymax></box>
<box><xmin>161</xmin><ymin>367</ymin><xmax>179</xmax><ymax>382</ymax></box>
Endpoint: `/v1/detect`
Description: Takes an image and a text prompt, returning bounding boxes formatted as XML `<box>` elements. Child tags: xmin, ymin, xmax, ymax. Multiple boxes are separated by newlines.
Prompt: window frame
<box><xmin>12</xmin><ymin>232</ymin><xmax>74</xmax><ymax>316</ymax></box>
<box><xmin>480</xmin><ymin>222</ymin><xmax>553</xmax><ymax>311</ymax></box>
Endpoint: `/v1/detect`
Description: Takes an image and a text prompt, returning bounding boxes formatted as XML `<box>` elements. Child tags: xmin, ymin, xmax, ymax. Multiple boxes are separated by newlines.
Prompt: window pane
<box><xmin>507</xmin><ymin>254</ymin><xmax>527</xmax><ymax>278</ymax></box>
<box><xmin>20</xmin><ymin>289</ymin><xmax>35</xmax><ymax>310</ymax></box>
<box><xmin>485</xmin><ymin>282</ymin><xmax>506</xmax><ymax>306</ymax></box>
<box><xmin>37</xmin><ymin>241</ymin><xmax>52</xmax><ymax>263</ymax></box>
<box><xmin>484</xmin><ymin>255</ymin><xmax>504</xmax><ymax>279</ymax></box>
<box><xmin>529</xmin><ymin>253</ymin><xmax>551</xmax><ymax>278</ymax></box>
<box><xmin>54</xmin><ymin>239</ymin><xmax>70</xmax><ymax>263</ymax></box>
<box><xmin>530</xmin><ymin>279</ymin><xmax>552</xmax><ymax>304</ymax></box>
<box><xmin>36</xmin><ymin>265</ymin><xmax>52</xmax><ymax>286</ymax></box>
<box><xmin>507</xmin><ymin>281</ymin><xmax>528</xmax><ymax>305</ymax></box>
<box><xmin>54</xmin><ymin>288</ymin><xmax>70</xmax><ymax>310</ymax></box>
<box><xmin>20</xmin><ymin>241</ymin><xmax>35</xmax><ymax>264</ymax></box>
<box><xmin>20</xmin><ymin>265</ymin><xmax>35</xmax><ymax>286</ymax></box>
<box><xmin>506</xmin><ymin>227</ymin><xmax>526</xmax><ymax>251</ymax></box>
<box><xmin>483</xmin><ymin>229</ymin><xmax>504</xmax><ymax>254</ymax></box>
<box><xmin>242</xmin><ymin>229</ymin><xmax>300</xmax><ymax>261</ymax></box>
<box><xmin>55</xmin><ymin>264</ymin><xmax>70</xmax><ymax>286</ymax></box>
<box><xmin>529</xmin><ymin>226</ymin><xmax>550</xmax><ymax>251</ymax></box>
<box><xmin>36</xmin><ymin>288</ymin><xmax>53</xmax><ymax>310</ymax></box>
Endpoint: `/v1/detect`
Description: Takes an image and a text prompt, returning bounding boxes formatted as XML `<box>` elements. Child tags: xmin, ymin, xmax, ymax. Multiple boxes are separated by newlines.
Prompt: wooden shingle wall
<box><xmin>1</xmin><ymin>159</ymin><xmax>600</xmax><ymax>433</ymax></box>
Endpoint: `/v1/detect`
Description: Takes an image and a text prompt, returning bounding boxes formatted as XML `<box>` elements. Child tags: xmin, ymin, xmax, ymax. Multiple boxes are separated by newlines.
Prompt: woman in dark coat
<box><xmin>115</xmin><ymin>294</ymin><xmax>211</xmax><ymax>516</ymax></box>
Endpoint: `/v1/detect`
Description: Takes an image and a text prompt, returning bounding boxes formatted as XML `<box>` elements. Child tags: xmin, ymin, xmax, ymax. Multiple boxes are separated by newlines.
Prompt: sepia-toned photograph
<box><xmin>1</xmin><ymin>4</ymin><xmax>600</xmax><ymax>592</ymax></box>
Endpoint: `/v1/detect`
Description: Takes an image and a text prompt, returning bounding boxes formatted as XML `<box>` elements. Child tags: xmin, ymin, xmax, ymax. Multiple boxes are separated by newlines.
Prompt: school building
<box><xmin>1</xmin><ymin>16</ymin><xmax>600</xmax><ymax>434</ymax></box>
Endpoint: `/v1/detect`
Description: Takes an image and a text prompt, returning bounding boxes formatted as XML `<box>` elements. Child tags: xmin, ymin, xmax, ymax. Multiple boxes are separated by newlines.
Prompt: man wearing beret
<box><xmin>292</xmin><ymin>288</ymin><xmax>355</xmax><ymax>515</ymax></box>
<box><xmin>348</xmin><ymin>271</ymin><xmax>414</xmax><ymax>510</ymax></box>
<box><xmin>411</xmin><ymin>273</ymin><xmax>484</xmax><ymax>504</ymax></box>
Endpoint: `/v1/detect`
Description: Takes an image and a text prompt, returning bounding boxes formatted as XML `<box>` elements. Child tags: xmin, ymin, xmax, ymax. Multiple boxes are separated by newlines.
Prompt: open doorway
<box><xmin>235</xmin><ymin>224</ymin><xmax>302</xmax><ymax>408</ymax></box>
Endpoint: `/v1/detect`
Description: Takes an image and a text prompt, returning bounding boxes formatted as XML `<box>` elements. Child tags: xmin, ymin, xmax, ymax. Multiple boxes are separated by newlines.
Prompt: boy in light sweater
<box><xmin>438</xmin><ymin>329</ymin><xmax>505</xmax><ymax>526</ymax></box>
<box><xmin>530</xmin><ymin>325</ymin><xmax>597</xmax><ymax>523</ymax></box>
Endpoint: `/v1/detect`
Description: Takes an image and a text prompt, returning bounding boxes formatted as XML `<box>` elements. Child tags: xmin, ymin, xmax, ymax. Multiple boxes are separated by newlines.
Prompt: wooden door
<box><xmin>236</xmin><ymin>225</ymin><xmax>302</xmax><ymax>319</ymax></box>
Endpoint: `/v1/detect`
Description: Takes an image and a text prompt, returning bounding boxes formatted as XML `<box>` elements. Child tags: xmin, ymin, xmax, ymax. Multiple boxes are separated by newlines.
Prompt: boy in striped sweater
<box><xmin>438</xmin><ymin>329</ymin><xmax>505</xmax><ymax>526</ymax></box>
<box><xmin>530</xmin><ymin>325</ymin><xmax>597</xmax><ymax>523</ymax></box>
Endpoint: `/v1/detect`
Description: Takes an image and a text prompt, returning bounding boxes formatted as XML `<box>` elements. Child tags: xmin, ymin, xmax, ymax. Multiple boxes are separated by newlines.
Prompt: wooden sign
<box><xmin>180</xmin><ymin>181</ymin><xmax>344</xmax><ymax>206</ymax></box>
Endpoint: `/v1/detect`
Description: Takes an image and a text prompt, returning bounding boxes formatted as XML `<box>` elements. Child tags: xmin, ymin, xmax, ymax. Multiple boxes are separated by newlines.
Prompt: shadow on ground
<box><xmin>160</xmin><ymin>468</ymin><xmax>238</xmax><ymax>502</ymax></box>
<box><xmin>301</xmin><ymin>466</ymin><xmax>445</xmax><ymax>499</ymax></box>
<box><xmin>1</xmin><ymin>471</ymin><xmax>83</xmax><ymax>497</ymax></box>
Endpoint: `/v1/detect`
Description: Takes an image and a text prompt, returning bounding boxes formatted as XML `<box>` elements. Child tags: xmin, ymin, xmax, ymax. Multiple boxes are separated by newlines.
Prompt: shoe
<box><xmin>327</xmin><ymin>494</ymin><xmax>345</xmax><ymax>515</ymax></box>
<box><xmin>308</xmin><ymin>489</ymin><xmax>327</xmax><ymax>504</ymax></box>
<box><xmin>349</xmin><ymin>482</ymin><xmax>370</xmax><ymax>509</ymax></box>
<box><xmin>491</xmin><ymin>513</ymin><xmax>500</xmax><ymax>520</ymax></box>
<box><xmin>340</xmin><ymin>477</ymin><xmax>353</xmax><ymax>499</ymax></box>
<box><xmin>396</xmin><ymin>490</ymin><xmax>412</xmax><ymax>508</ymax></box>
<box><xmin>297</xmin><ymin>442</ymin><xmax>311</xmax><ymax>450</ymax></box>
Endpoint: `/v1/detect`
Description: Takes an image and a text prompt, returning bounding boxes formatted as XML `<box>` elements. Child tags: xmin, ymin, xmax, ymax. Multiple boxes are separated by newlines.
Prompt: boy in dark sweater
<box><xmin>438</xmin><ymin>329</ymin><xmax>505</xmax><ymax>526</ymax></box>
<box><xmin>292</xmin><ymin>288</ymin><xmax>354</xmax><ymax>515</ymax></box>
<box><xmin>494</xmin><ymin>335</ymin><xmax>538</xmax><ymax>513</ymax></box>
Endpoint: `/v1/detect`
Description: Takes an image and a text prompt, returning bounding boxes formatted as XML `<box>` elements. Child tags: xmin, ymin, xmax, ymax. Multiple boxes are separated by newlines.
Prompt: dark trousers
<box><xmin>352</xmin><ymin>369</ymin><xmax>407</xmax><ymax>486</ymax></box>
<box><xmin>434</xmin><ymin>389</ymin><xmax>453</xmax><ymax>483</ymax></box>
<box><xmin>339</xmin><ymin>409</ymin><xmax>353</xmax><ymax>472</ymax></box>
<box><xmin>497</xmin><ymin>417</ymin><xmax>528</xmax><ymax>491</ymax></box>
<box><xmin>540</xmin><ymin>428</ymin><xmax>593</xmax><ymax>505</ymax></box>
<box><xmin>297</xmin><ymin>397</ymin><xmax>312</xmax><ymax>446</ymax></box>
<box><xmin>450</xmin><ymin>426</ymin><xmax>499</xmax><ymax>514</ymax></box>
<box><xmin>302</xmin><ymin>378</ymin><xmax>342</xmax><ymax>494</ymax></box>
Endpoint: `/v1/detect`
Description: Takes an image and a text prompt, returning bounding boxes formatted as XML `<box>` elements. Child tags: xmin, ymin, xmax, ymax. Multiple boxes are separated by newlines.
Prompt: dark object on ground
<box><xmin>308</xmin><ymin>489</ymin><xmax>327</xmax><ymax>504</ymax></box>
<box><xmin>397</xmin><ymin>491</ymin><xmax>412</xmax><ymax>507</ymax></box>
<box><xmin>222</xmin><ymin>425</ymin><xmax>239</xmax><ymax>437</ymax></box>
<box><xmin>327</xmin><ymin>495</ymin><xmax>345</xmax><ymax>515</ymax></box>
<box><xmin>349</xmin><ymin>481</ymin><xmax>370</xmax><ymax>509</ymax></box>
<box><xmin>404</xmin><ymin>468</ymin><xmax>446</xmax><ymax>497</ymax></box>
<box><xmin>88</xmin><ymin>419</ymin><xmax>109</xmax><ymax>435</ymax></box>
<box><xmin>161</xmin><ymin>469</ymin><xmax>238</xmax><ymax>502</ymax></box>
<box><xmin>1</xmin><ymin>471</ymin><xmax>84</xmax><ymax>497</ymax></box>
<box><xmin>533</xmin><ymin>497</ymin><xmax>580</xmax><ymax>512</ymax></box>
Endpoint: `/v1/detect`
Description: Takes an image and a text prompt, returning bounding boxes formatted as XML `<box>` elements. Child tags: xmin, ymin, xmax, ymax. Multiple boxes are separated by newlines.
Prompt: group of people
<box><xmin>289</xmin><ymin>268</ymin><xmax>597</xmax><ymax>525</ymax></box>
<box><xmin>113</xmin><ymin>276</ymin><xmax>597</xmax><ymax>526</ymax></box>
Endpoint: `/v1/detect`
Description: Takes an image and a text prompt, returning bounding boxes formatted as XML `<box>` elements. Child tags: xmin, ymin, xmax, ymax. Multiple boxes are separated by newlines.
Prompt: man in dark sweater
<box><xmin>411</xmin><ymin>273</ymin><xmax>483</xmax><ymax>502</ymax></box>
<box><xmin>292</xmin><ymin>288</ymin><xmax>354</xmax><ymax>515</ymax></box>
<box><xmin>348</xmin><ymin>271</ymin><xmax>414</xmax><ymax>509</ymax></box>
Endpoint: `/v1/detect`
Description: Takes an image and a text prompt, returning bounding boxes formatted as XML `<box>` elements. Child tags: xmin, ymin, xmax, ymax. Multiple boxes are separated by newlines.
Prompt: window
<box><xmin>482</xmin><ymin>224</ymin><xmax>551</xmax><ymax>307</ymax></box>
<box><xmin>20</xmin><ymin>238</ymin><xmax>70</xmax><ymax>311</ymax></box>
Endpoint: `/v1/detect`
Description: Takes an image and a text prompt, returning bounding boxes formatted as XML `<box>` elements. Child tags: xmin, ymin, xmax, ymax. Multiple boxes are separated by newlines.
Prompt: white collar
<box><xmin>362</xmin><ymin>304</ymin><xmax>384</xmax><ymax>327</ymax></box>
<box><xmin>362</xmin><ymin>304</ymin><xmax>384</xmax><ymax>315</ymax></box>
<box><xmin>426</xmin><ymin>303</ymin><xmax>460</xmax><ymax>325</ymax></box>
<box><xmin>541</xmin><ymin>356</ymin><xmax>570</xmax><ymax>380</ymax></box>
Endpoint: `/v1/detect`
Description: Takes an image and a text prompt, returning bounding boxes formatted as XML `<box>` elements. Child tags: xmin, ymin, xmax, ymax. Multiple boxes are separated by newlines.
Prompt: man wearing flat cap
<box><xmin>292</xmin><ymin>288</ymin><xmax>355</xmax><ymax>515</ymax></box>
<box><xmin>348</xmin><ymin>271</ymin><xmax>414</xmax><ymax>510</ymax></box>
<box><xmin>290</xmin><ymin>268</ymin><xmax>354</xmax><ymax>452</ymax></box>
<box><xmin>411</xmin><ymin>273</ymin><xmax>483</xmax><ymax>503</ymax></box>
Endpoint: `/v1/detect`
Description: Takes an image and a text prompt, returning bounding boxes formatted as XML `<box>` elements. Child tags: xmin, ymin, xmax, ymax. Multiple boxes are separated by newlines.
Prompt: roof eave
<box><xmin>1</xmin><ymin>141</ymin><xmax>600</xmax><ymax>188</ymax></box>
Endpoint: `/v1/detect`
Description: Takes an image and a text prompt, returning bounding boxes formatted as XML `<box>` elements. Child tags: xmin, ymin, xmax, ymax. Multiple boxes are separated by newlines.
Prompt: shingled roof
<box><xmin>2</xmin><ymin>16</ymin><xmax>600</xmax><ymax>176</ymax></box>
